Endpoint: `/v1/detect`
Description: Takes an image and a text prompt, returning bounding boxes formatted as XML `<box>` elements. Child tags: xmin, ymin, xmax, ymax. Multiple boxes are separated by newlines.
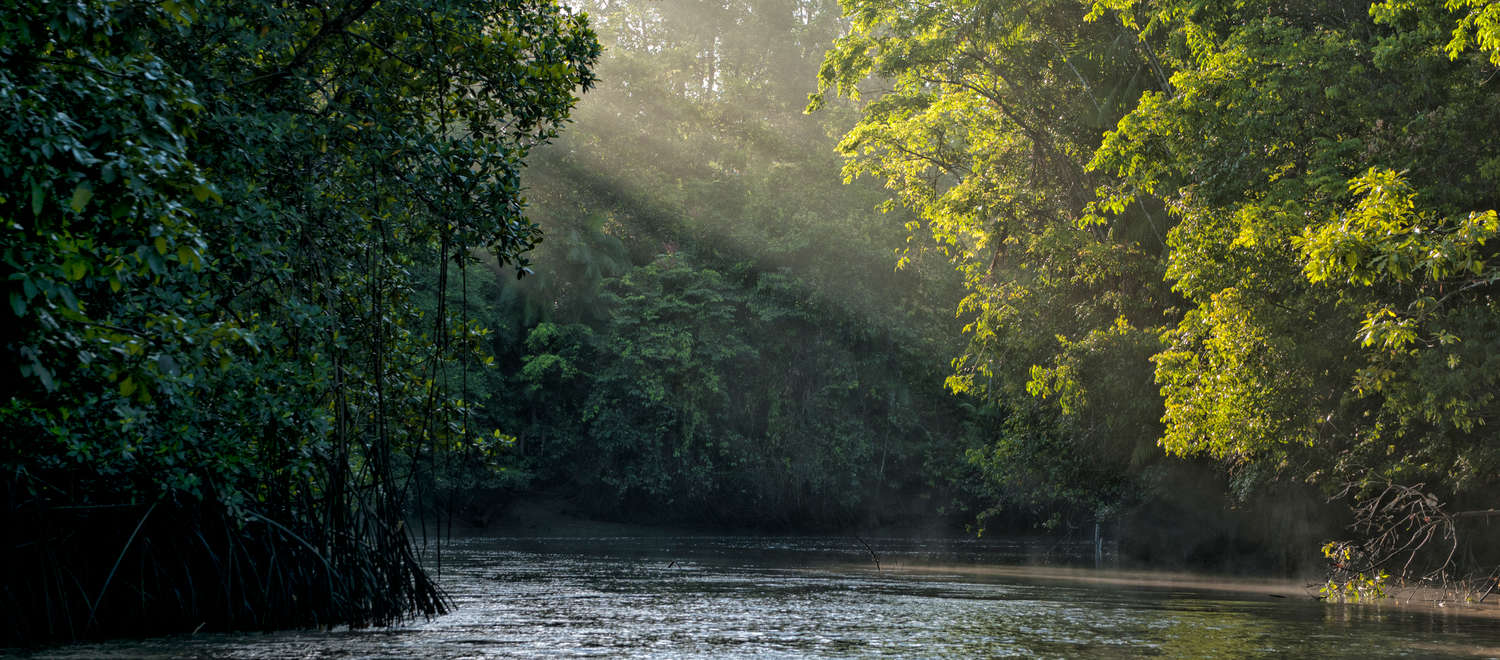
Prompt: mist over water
<box><xmin>10</xmin><ymin>0</ymin><xmax>1499</xmax><ymax>651</ymax></box>
<box><xmin>27</xmin><ymin>536</ymin><xmax>1500</xmax><ymax>659</ymax></box>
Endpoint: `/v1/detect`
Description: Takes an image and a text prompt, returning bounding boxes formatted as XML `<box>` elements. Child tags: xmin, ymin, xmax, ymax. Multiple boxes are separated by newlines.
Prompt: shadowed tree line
<box><xmin>432</xmin><ymin>0</ymin><xmax>990</xmax><ymax>531</ymax></box>
<box><xmin>2</xmin><ymin>0</ymin><xmax>596</xmax><ymax>642</ymax></box>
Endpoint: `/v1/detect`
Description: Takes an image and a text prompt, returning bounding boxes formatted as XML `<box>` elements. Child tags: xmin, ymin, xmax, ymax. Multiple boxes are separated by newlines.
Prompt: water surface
<box><xmin>23</xmin><ymin>536</ymin><xmax>1500</xmax><ymax>658</ymax></box>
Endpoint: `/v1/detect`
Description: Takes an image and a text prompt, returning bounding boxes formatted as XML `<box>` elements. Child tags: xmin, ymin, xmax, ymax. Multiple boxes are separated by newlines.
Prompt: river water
<box><xmin>21</xmin><ymin>535</ymin><xmax>1500</xmax><ymax>658</ymax></box>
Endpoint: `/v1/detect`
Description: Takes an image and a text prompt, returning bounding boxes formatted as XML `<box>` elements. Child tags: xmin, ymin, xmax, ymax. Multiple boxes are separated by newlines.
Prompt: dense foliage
<box><xmin>8</xmin><ymin>0</ymin><xmax>1498</xmax><ymax>642</ymax></box>
<box><xmin>815</xmin><ymin>0</ymin><xmax>1499</xmax><ymax>588</ymax></box>
<box><xmin>1097</xmin><ymin>0</ymin><xmax>1500</xmax><ymax>591</ymax></box>
<box><xmin>809</xmin><ymin>0</ymin><xmax>1183</xmax><ymax>530</ymax></box>
<box><xmin>455</xmin><ymin>0</ymin><xmax>986</xmax><ymax>529</ymax></box>
<box><xmin>2</xmin><ymin>0</ymin><xmax>596</xmax><ymax>641</ymax></box>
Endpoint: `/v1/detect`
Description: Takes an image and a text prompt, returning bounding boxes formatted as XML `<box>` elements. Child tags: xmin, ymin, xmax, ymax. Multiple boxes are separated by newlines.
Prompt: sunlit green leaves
<box><xmin>1372</xmin><ymin>0</ymin><xmax>1500</xmax><ymax>65</ymax></box>
<box><xmin>1092</xmin><ymin>0</ymin><xmax>1500</xmax><ymax>542</ymax></box>
<box><xmin>1300</xmin><ymin>169</ymin><xmax>1499</xmax><ymax>292</ymax></box>
<box><xmin>1153</xmin><ymin>287</ymin><xmax>1323</xmax><ymax>461</ymax></box>
<box><xmin>814</xmin><ymin>0</ymin><xmax>1178</xmax><ymax>521</ymax></box>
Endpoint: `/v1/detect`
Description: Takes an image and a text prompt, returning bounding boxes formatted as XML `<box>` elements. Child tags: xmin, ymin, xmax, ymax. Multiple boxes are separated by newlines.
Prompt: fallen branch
<box><xmin>854</xmin><ymin>536</ymin><xmax>881</xmax><ymax>571</ymax></box>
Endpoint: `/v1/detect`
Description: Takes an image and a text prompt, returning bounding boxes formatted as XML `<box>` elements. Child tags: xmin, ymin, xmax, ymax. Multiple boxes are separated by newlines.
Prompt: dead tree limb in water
<box><xmin>854</xmin><ymin>536</ymin><xmax>881</xmax><ymax>571</ymax></box>
<box><xmin>1324</xmin><ymin>478</ymin><xmax>1498</xmax><ymax>601</ymax></box>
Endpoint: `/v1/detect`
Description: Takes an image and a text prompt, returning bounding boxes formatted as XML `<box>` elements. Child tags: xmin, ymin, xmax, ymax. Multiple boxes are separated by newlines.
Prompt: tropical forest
<box><xmin>3</xmin><ymin>0</ymin><xmax>1499</xmax><ymax>655</ymax></box>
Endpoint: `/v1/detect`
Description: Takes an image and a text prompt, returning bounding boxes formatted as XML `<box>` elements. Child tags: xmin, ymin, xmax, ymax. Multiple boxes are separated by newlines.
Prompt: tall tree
<box><xmin>467</xmin><ymin>0</ymin><xmax>984</xmax><ymax>528</ymax></box>
<box><xmin>1089</xmin><ymin>0</ymin><xmax>1500</xmax><ymax>587</ymax></box>
<box><xmin>811</xmin><ymin>0</ymin><xmax>1180</xmax><ymax>527</ymax></box>
<box><xmin>2</xmin><ymin>0</ymin><xmax>596</xmax><ymax>640</ymax></box>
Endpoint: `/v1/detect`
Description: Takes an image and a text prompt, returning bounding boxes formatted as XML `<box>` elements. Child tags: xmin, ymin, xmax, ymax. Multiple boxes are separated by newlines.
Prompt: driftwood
<box><xmin>854</xmin><ymin>536</ymin><xmax>882</xmax><ymax>571</ymax></box>
<box><xmin>1324</xmin><ymin>478</ymin><xmax>1498</xmax><ymax>602</ymax></box>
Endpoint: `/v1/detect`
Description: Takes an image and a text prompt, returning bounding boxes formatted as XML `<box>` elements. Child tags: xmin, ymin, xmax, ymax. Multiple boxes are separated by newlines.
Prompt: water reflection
<box><xmin>19</xmin><ymin>535</ymin><xmax>1500</xmax><ymax>658</ymax></box>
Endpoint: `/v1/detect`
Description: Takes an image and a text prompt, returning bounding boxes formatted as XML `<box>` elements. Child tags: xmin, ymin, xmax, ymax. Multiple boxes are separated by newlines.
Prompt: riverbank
<box><xmin>442</xmin><ymin>494</ymin><xmax>715</xmax><ymax>537</ymax></box>
<box><xmin>442</xmin><ymin>491</ymin><xmax>967</xmax><ymax>539</ymax></box>
<box><xmin>436</xmin><ymin>496</ymin><xmax>1500</xmax><ymax>622</ymax></box>
<box><xmin>879</xmin><ymin>562</ymin><xmax>1500</xmax><ymax>622</ymax></box>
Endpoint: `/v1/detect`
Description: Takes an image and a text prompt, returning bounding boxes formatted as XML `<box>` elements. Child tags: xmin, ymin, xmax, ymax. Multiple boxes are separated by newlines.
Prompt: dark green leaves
<box><xmin>2</xmin><ymin>0</ymin><xmax>598</xmax><ymax>638</ymax></box>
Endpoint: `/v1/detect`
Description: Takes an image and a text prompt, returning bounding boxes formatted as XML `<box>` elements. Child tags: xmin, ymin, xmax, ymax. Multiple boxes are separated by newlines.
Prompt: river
<box><xmin>19</xmin><ymin>535</ymin><xmax>1500</xmax><ymax>658</ymax></box>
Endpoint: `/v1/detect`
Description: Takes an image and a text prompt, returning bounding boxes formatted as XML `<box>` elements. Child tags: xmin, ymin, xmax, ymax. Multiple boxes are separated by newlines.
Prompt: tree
<box><xmin>811</xmin><ymin>0</ymin><xmax>1180</xmax><ymax>527</ymax></box>
<box><xmin>460</xmin><ymin>0</ymin><xmax>986</xmax><ymax>529</ymax></box>
<box><xmin>2</xmin><ymin>0</ymin><xmax>596</xmax><ymax>641</ymax></box>
<box><xmin>1090</xmin><ymin>0</ymin><xmax>1500</xmax><ymax>588</ymax></box>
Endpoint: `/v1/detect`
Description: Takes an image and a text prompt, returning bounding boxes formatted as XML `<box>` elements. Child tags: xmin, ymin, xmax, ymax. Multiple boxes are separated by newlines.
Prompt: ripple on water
<box><xmin>19</xmin><ymin>536</ymin><xmax>1500</xmax><ymax>659</ymax></box>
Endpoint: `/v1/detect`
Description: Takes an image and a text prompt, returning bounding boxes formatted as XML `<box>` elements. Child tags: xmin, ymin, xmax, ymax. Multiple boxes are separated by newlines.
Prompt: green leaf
<box><xmin>69</xmin><ymin>184</ymin><xmax>93</xmax><ymax>213</ymax></box>
<box><xmin>33</xmin><ymin>360</ymin><xmax>54</xmax><ymax>392</ymax></box>
<box><xmin>191</xmin><ymin>183</ymin><xmax>219</xmax><ymax>203</ymax></box>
